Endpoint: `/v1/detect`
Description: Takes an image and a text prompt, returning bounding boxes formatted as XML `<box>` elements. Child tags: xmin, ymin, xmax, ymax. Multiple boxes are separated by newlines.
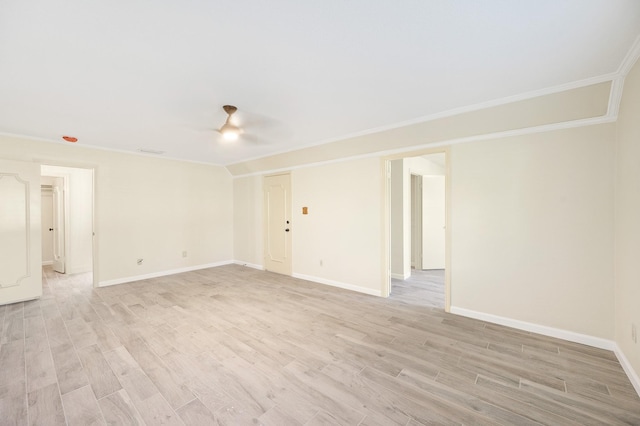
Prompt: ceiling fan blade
<box><xmin>241</xmin><ymin>133</ymin><xmax>262</xmax><ymax>145</ymax></box>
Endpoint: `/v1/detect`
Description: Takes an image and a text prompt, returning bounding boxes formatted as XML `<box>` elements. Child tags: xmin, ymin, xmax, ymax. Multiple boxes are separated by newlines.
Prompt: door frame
<box><xmin>381</xmin><ymin>147</ymin><xmax>451</xmax><ymax>311</ymax></box>
<box><xmin>39</xmin><ymin>161</ymin><xmax>98</xmax><ymax>288</ymax></box>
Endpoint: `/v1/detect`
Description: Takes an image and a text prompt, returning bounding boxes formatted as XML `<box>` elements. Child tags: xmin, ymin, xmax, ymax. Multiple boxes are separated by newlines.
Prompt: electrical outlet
<box><xmin>632</xmin><ymin>323</ymin><xmax>637</xmax><ymax>344</ymax></box>
<box><xmin>137</xmin><ymin>258</ymin><xmax>143</xmax><ymax>265</ymax></box>
<box><xmin>182</xmin><ymin>251</ymin><xmax>188</xmax><ymax>258</ymax></box>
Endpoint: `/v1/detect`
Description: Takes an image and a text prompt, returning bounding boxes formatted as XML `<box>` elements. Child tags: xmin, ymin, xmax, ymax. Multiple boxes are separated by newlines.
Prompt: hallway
<box><xmin>390</xmin><ymin>269</ymin><xmax>445</xmax><ymax>308</ymax></box>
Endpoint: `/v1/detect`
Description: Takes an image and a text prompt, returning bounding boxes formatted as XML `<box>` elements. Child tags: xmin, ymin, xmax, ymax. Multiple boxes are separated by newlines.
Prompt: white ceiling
<box><xmin>1</xmin><ymin>1</ymin><xmax>639</xmax><ymax>165</ymax></box>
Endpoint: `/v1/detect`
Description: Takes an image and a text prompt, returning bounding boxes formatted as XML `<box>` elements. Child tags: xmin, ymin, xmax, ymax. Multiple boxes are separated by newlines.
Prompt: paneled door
<box><xmin>264</xmin><ymin>173</ymin><xmax>292</xmax><ymax>275</ymax></box>
<box><xmin>41</xmin><ymin>188</ymin><xmax>54</xmax><ymax>264</ymax></box>
<box><xmin>0</xmin><ymin>159</ymin><xmax>42</xmax><ymax>305</ymax></box>
<box><xmin>52</xmin><ymin>177</ymin><xmax>65</xmax><ymax>273</ymax></box>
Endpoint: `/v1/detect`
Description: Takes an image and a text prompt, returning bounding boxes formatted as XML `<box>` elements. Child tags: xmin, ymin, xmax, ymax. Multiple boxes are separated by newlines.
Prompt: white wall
<box><xmin>615</xmin><ymin>58</ymin><xmax>640</xmax><ymax>380</ymax></box>
<box><xmin>390</xmin><ymin>159</ymin><xmax>407</xmax><ymax>279</ymax></box>
<box><xmin>422</xmin><ymin>175</ymin><xmax>446</xmax><ymax>269</ymax></box>
<box><xmin>233</xmin><ymin>175</ymin><xmax>263</xmax><ymax>267</ymax></box>
<box><xmin>232</xmin><ymin>158</ymin><xmax>383</xmax><ymax>295</ymax></box>
<box><xmin>291</xmin><ymin>158</ymin><xmax>382</xmax><ymax>294</ymax></box>
<box><xmin>0</xmin><ymin>135</ymin><xmax>234</xmax><ymax>285</ymax></box>
<box><xmin>451</xmin><ymin>124</ymin><xmax>615</xmax><ymax>339</ymax></box>
<box><xmin>97</xmin><ymin>154</ymin><xmax>233</xmax><ymax>283</ymax></box>
<box><xmin>232</xmin><ymin>126</ymin><xmax>618</xmax><ymax>344</ymax></box>
<box><xmin>405</xmin><ymin>155</ymin><xmax>445</xmax><ymax>176</ymax></box>
<box><xmin>228</xmin><ymin>82</ymin><xmax>610</xmax><ymax>176</ymax></box>
<box><xmin>67</xmin><ymin>168</ymin><xmax>93</xmax><ymax>273</ymax></box>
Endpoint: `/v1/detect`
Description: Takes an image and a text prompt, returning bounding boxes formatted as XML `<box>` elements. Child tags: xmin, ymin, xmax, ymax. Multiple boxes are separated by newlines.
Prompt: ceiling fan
<box><xmin>218</xmin><ymin>105</ymin><xmax>242</xmax><ymax>141</ymax></box>
<box><xmin>186</xmin><ymin>104</ymin><xmax>289</xmax><ymax>146</ymax></box>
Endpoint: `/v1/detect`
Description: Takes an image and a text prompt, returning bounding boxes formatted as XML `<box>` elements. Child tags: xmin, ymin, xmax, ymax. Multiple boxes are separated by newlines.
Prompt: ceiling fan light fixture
<box><xmin>220</xmin><ymin>122</ymin><xmax>240</xmax><ymax>141</ymax></box>
<box><xmin>219</xmin><ymin>104</ymin><xmax>241</xmax><ymax>142</ymax></box>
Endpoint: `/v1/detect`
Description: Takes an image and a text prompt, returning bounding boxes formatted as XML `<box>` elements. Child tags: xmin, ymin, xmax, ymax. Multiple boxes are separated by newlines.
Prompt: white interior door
<box><xmin>264</xmin><ymin>173</ymin><xmax>292</xmax><ymax>275</ymax></box>
<box><xmin>422</xmin><ymin>175</ymin><xmax>445</xmax><ymax>269</ymax></box>
<box><xmin>0</xmin><ymin>159</ymin><xmax>42</xmax><ymax>305</ymax></box>
<box><xmin>52</xmin><ymin>177</ymin><xmax>65</xmax><ymax>273</ymax></box>
<box><xmin>41</xmin><ymin>188</ymin><xmax>54</xmax><ymax>264</ymax></box>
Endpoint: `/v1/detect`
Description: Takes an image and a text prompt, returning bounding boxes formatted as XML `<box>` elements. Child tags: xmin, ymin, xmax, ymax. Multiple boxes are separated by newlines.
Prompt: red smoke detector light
<box><xmin>62</xmin><ymin>136</ymin><xmax>78</xmax><ymax>143</ymax></box>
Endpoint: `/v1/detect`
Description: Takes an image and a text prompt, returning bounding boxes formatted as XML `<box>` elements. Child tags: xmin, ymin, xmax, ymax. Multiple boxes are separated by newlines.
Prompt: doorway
<box><xmin>41</xmin><ymin>165</ymin><xmax>95</xmax><ymax>286</ymax></box>
<box><xmin>385</xmin><ymin>150</ymin><xmax>449</xmax><ymax>310</ymax></box>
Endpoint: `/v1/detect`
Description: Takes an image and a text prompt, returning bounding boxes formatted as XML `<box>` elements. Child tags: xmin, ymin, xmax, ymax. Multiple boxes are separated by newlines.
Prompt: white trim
<box><xmin>233</xmin><ymin>261</ymin><xmax>264</xmax><ymax>270</ymax></box>
<box><xmin>614</xmin><ymin>344</ymin><xmax>640</xmax><ymax>397</ymax></box>
<box><xmin>616</xmin><ymin>35</ymin><xmax>640</xmax><ymax>76</ymax></box>
<box><xmin>230</xmin><ymin>37</ymin><xmax>640</xmax><ymax>177</ymax></box>
<box><xmin>449</xmin><ymin>306</ymin><xmax>615</xmax><ymax>351</ymax></box>
<box><xmin>391</xmin><ymin>273</ymin><xmax>410</xmax><ymax>280</ymax></box>
<box><xmin>66</xmin><ymin>265</ymin><xmax>92</xmax><ymax>275</ymax></box>
<box><xmin>227</xmin><ymin>74</ymin><xmax>617</xmax><ymax>167</ymax></box>
<box><xmin>607</xmin><ymin>35</ymin><xmax>640</xmax><ymax>118</ymax></box>
<box><xmin>0</xmin><ymin>131</ymin><xmax>227</xmax><ymax>169</ymax></box>
<box><xmin>608</xmin><ymin>78</ymin><xmax>626</xmax><ymax>118</ymax></box>
<box><xmin>42</xmin><ymin>261</ymin><xmax>53</xmax><ymax>266</ymax></box>
<box><xmin>7</xmin><ymin>36</ymin><xmax>638</xmax><ymax>172</ymax></box>
<box><xmin>292</xmin><ymin>272</ymin><xmax>382</xmax><ymax>297</ymax></box>
<box><xmin>232</xmin><ymin>115</ymin><xmax>615</xmax><ymax>179</ymax></box>
<box><xmin>98</xmin><ymin>260</ymin><xmax>234</xmax><ymax>287</ymax></box>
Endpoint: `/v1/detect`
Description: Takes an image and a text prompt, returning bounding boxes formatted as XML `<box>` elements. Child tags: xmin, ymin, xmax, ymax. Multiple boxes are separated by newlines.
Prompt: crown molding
<box><xmin>227</xmin><ymin>74</ymin><xmax>617</xmax><ymax>168</ymax></box>
<box><xmin>231</xmin><ymin>115</ymin><xmax>615</xmax><ymax>179</ymax></box>
<box><xmin>617</xmin><ymin>35</ymin><xmax>640</xmax><ymax>77</ymax></box>
<box><xmin>0</xmin><ymin>131</ymin><xmax>227</xmax><ymax>169</ymax></box>
<box><xmin>608</xmin><ymin>35</ymin><xmax>640</xmax><ymax>118</ymax></box>
<box><xmin>231</xmin><ymin>35</ymin><xmax>640</xmax><ymax>172</ymax></box>
<box><xmin>6</xmin><ymin>36</ymin><xmax>639</xmax><ymax>172</ymax></box>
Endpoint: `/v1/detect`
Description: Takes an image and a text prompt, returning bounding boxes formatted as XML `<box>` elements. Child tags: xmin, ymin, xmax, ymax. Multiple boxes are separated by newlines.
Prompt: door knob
<box><xmin>49</xmin><ymin>228</ymin><xmax>54</xmax><ymax>231</ymax></box>
<box><xmin>285</xmin><ymin>229</ymin><xmax>290</xmax><ymax>232</ymax></box>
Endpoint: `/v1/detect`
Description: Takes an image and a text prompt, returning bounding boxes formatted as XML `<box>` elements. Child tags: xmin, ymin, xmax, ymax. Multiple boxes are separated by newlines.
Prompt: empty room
<box><xmin>1</xmin><ymin>1</ymin><xmax>640</xmax><ymax>425</ymax></box>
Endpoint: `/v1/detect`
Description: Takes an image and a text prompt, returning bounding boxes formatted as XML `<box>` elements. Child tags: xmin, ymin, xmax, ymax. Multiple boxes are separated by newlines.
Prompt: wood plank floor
<box><xmin>0</xmin><ymin>265</ymin><xmax>638</xmax><ymax>425</ymax></box>
<box><xmin>391</xmin><ymin>269</ymin><xmax>445</xmax><ymax>309</ymax></box>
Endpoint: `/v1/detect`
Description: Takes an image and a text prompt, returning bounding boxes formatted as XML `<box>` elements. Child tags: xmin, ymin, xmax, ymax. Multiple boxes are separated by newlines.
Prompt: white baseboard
<box><xmin>292</xmin><ymin>272</ymin><xmax>382</xmax><ymax>297</ymax></box>
<box><xmin>449</xmin><ymin>306</ymin><xmax>615</xmax><ymax>350</ymax></box>
<box><xmin>391</xmin><ymin>272</ymin><xmax>410</xmax><ymax>280</ymax></box>
<box><xmin>42</xmin><ymin>261</ymin><xmax>53</xmax><ymax>266</ymax></box>
<box><xmin>614</xmin><ymin>344</ymin><xmax>640</xmax><ymax>397</ymax></box>
<box><xmin>67</xmin><ymin>265</ymin><xmax>92</xmax><ymax>275</ymax></box>
<box><xmin>98</xmin><ymin>260</ymin><xmax>234</xmax><ymax>287</ymax></box>
<box><xmin>233</xmin><ymin>261</ymin><xmax>264</xmax><ymax>270</ymax></box>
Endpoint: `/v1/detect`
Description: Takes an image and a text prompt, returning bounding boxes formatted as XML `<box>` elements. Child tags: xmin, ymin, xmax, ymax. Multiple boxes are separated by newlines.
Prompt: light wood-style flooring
<box><xmin>1</xmin><ymin>265</ymin><xmax>639</xmax><ymax>425</ymax></box>
<box><xmin>391</xmin><ymin>269</ymin><xmax>445</xmax><ymax>309</ymax></box>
